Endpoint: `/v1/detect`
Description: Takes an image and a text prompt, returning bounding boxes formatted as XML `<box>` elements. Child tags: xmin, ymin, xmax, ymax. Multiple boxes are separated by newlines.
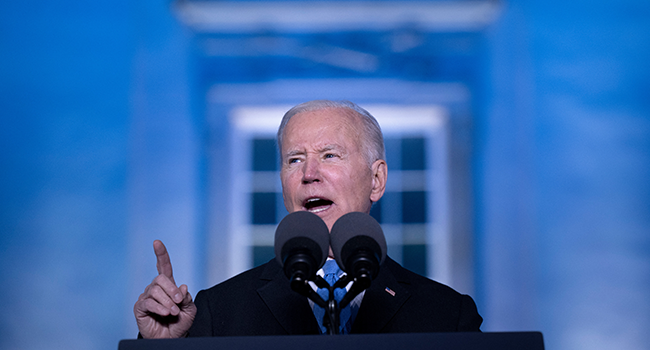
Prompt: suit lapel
<box><xmin>351</xmin><ymin>257</ymin><xmax>411</xmax><ymax>333</ymax></box>
<box><xmin>256</xmin><ymin>261</ymin><xmax>321</xmax><ymax>335</ymax></box>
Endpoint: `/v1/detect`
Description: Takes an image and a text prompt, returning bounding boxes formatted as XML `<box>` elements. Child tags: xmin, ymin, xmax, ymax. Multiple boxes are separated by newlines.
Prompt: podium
<box><xmin>119</xmin><ymin>332</ymin><xmax>544</xmax><ymax>350</ymax></box>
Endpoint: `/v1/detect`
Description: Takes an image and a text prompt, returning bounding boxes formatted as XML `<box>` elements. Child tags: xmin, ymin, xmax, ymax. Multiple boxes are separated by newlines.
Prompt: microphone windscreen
<box><xmin>274</xmin><ymin>211</ymin><xmax>329</xmax><ymax>270</ymax></box>
<box><xmin>330</xmin><ymin>212</ymin><xmax>387</xmax><ymax>272</ymax></box>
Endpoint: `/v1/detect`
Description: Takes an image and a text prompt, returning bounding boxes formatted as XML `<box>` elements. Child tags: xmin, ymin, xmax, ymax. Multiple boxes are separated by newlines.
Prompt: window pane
<box><xmin>253</xmin><ymin>246</ymin><xmax>275</xmax><ymax>268</ymax></box>
<box><xmin>380</xmin><ymin>191</ymin><xmax>401</xmax><ymax>224</ymax></box>
<box><xmin>401</xmin><ymin>137</ymin><xmax>426</xmax><ymax>170</ymax></box>
<box><xmin>402</xmin><ymin>191</ymin><xmax>427</xmax><ymax>223</ymax></box>
<box><xmin>252</xmin><ymin>138</ymin><xmax>277</xmax><ymax>171</ymax></box>
<box><xmin>252</xmin><ymin>192</ymin><xmax>277</xmax><ymax>224</ymax></box>
<box><xmin>402</xmin><ymin>244</ymin><xmax>427</xmax><ymax>276</ymax></box>
<box><xmin>384</xmin><ymin>137</ymin><xmax>400</xmax><ymax>170</ymax></box>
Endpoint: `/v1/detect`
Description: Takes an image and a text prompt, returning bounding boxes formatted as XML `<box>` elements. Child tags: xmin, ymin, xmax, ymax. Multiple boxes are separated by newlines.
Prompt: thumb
<box><xmin>178</xmin><ymin>284</ymin><xmax>193</xmax><ymax>306</ymax></box>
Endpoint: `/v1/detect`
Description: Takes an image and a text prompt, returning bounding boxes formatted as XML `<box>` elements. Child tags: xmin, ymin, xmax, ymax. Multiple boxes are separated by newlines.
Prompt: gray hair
<box><xmin>277</xmin><ymin>100</ymin><xmax>385</xmax><ymax>167</ymax></box>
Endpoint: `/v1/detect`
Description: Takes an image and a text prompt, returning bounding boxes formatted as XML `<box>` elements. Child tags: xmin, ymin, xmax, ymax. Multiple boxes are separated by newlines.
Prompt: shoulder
<box><xmin>383</xmin><ymin>257</ymin><xmax>462</xmax><ymax>298</ymax></box>
<box><xmin>380</xmin><ymin>257</ymin><xmax>483</xmax><ymax>331</ymax></box>
<box><xmin>189</xmin><ymin>260</ymin><xmax>299</xmax><ymax>336</ymax></box>
<box><xmin>196</xmin><ymin>259</ymin><xmax>281</xmax><ymax>300</ymax></box>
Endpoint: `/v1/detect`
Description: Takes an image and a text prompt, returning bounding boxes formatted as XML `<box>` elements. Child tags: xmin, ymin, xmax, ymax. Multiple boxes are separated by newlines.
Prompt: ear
<box><xmin>369</xmin><ymin>159</ymin><xmax>387</xmax><ymax>203</ymax></box>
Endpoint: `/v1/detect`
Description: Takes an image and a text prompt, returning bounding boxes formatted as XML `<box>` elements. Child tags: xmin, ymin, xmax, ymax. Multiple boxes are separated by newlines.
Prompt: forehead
<box><xmin>282</xmin><ymin>107</ymin><xmax>363</xmax><ymax>149</ymax></box>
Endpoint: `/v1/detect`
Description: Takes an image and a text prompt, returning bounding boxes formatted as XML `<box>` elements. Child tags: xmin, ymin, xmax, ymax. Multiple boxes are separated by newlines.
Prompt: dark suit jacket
<box><xmin>188</xmin><ymin>257</ymin><xmax>482</xmax><ymax>336</ymax></box>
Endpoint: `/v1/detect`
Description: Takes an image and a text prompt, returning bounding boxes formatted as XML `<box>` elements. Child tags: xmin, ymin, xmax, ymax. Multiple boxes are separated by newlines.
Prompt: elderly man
<box><xmin>134</xmin><ymin>100</ymin><xmax>482</xmax><ymax>338</ymax></box>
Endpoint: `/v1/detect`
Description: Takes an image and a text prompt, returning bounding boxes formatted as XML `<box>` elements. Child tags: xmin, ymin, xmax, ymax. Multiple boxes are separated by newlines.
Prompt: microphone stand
<box><xmin>292</xmin><ymin>274</ymin><xmax>368</xmax><ymax>335</ymax></box>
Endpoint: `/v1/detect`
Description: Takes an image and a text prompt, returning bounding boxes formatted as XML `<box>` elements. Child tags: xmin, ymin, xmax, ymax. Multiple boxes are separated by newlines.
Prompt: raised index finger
<box><xmin>153</xmin><ymin>240</ymin><xmax>175</xmax><ymax>284</ymax></box>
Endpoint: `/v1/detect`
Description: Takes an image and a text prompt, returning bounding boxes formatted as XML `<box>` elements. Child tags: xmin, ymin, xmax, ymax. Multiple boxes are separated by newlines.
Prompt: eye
<box><xmin>288</xmin><ymin>157</ymin><xmax>301</xmax><ymax>164</ymax></box>
<box><xmin>323</xmin><ymin>153</ymin><xmax>340</xmax><ymax>160</ymax></box>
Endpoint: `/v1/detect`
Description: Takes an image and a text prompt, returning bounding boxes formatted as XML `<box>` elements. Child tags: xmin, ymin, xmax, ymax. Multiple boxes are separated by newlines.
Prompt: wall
<box><xmin>478</xmin><ymin>2</ymin><xmax>650</xmax><ymax>350</ymax></box>
<box><xmin>0</xmin><ymin>1</ymin><xmax>197</xmax><ymax>349</ymax></box>
<box><xmin>0</xmin><ymin>1</ymin><xmax>648</xmax><ymax>350</ymax></box>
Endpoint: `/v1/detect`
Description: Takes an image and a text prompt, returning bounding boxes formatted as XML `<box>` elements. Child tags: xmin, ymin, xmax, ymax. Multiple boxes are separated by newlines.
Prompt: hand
<box><xmin>133</xmin><ymin>240</ymin><xmax>197</xmax><ymax>338</ymax></box>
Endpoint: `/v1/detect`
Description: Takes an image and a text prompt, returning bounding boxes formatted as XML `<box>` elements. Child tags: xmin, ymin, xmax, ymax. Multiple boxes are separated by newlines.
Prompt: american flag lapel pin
<box><xmin>385</xmin><ymin>287</ymin><xmax>396</xmax><ymax>297</ymax></box>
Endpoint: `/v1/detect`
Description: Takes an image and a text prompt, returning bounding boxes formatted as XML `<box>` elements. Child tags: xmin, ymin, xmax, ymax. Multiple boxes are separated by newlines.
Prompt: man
<box><xmin>134</xmin><ymin>100</ymin><xmax>482</xmax><ymax>338</ymax></box>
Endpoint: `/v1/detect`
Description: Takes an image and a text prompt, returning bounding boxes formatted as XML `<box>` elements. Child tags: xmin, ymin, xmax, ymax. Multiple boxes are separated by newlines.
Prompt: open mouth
<box><xmin>303</xmin><ymin>197</ymin><xmax>333</xmax><ymax>213</ymax></box>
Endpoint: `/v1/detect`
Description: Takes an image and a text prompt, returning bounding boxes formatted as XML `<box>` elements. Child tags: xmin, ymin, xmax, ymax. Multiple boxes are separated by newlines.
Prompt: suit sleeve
<box><xmin>457</xmin><ymin>294</ymin><xmax>483</xmax><ymax>331</ymax></box>
<box><xmin>187</xmin><ymin>290</ymin><xmax>213</xmax><ymax>337</ymax></box>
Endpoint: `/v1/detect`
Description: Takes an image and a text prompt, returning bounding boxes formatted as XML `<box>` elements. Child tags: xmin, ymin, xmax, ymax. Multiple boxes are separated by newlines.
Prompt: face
<box><xmin>280</xmin><ymin>107</ymin><xmax>387</xmax><ymax>232</ymax></box>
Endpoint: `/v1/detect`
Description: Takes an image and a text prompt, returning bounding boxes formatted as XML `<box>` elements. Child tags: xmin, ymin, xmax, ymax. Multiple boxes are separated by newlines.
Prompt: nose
<box><xmin>301</xmin><ymin>156</ymin><xmax>321</xmax><ymax>184</ymax></box>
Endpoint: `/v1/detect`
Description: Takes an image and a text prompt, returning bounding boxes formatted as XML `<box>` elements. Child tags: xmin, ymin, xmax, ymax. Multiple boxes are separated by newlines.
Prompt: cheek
<box><xmin>281</xmin><ymin>188</ymin><xmax>297</xmax><ymax>212</ymax></box>
<box><xmin>346</xmin><ymin>168</ymin><xmax>371</xmax><ymax>187</ymax></box>
<box><xmin>281</xmin><ymin>172</ymin><xmax>300</xmax><ymax>199</ymax></box>
<box><xmin>280</xmin><ymin>169</ymin><xmax>296</xmax><ymax>185</ymax></box>
<box><xmin>349</xmin><ymin>174</ymin><xmax>374</xmax><ymax>199</ymax></box>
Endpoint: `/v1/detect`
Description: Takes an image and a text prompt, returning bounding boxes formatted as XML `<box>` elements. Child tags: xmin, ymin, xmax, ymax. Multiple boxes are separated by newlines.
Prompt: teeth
<box><xmin>304</xmin><ymin>197</ymin><xmax>332</xmax><ymax>212</ymax></box>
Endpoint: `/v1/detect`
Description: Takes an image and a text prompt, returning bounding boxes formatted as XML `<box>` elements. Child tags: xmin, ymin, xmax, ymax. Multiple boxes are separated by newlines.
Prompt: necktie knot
<box><xmin>322</xmin><ymin>259</ymin><xmax>342</xmax><ymax>286</ymax></box>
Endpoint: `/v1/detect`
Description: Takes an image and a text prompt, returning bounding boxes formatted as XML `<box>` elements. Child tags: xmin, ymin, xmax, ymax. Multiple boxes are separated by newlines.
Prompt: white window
<box><xmin>226</xmin><ymin>105</ymin><xmax>452</xmax><ymax>283</ymax></box>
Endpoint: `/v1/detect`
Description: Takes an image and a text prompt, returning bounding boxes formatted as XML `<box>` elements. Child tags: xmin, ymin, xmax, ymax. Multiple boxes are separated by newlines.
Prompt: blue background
<box><xmin>1</xmin><ymin>1</ymin><xmax>648</xmax><ymax>349</ymax></box>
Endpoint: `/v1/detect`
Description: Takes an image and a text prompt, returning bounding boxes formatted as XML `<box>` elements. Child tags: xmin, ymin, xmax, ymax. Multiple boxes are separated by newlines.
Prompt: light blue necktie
<box><xmin>313</xmin><ymin>260</ymin><xmax>353</xmax><ymax>334</ymax></box>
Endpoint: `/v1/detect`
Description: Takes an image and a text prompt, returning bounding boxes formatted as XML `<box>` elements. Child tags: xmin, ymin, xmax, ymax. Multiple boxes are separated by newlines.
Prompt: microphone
<box><xmin>274</xmin><ymin>211</ymin><xmax>330</xmax><ymax>292</ymax></box>
<box><xmin>330</xmin><ymin>212</ymin><xmax>387</xmax><ymax>290</ymax></box>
